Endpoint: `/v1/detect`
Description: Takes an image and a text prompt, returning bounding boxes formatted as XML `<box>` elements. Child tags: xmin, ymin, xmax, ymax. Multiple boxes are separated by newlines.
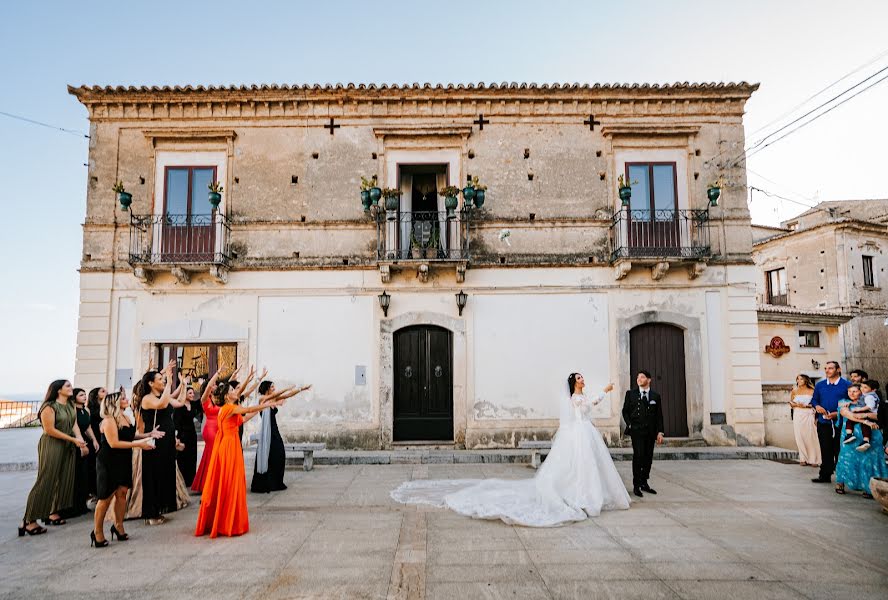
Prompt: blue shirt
<box><xmin>810</xmin><ymin>377</ymin><xmax>850</xmax><ymax>425</ymax></box>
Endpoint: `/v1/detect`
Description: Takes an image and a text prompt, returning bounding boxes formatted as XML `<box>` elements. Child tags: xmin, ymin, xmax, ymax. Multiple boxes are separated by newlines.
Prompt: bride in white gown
<box><xmin>390</xmin><ymin>373</ymin><xmax>631</xmax><ymax>527</ymax></box>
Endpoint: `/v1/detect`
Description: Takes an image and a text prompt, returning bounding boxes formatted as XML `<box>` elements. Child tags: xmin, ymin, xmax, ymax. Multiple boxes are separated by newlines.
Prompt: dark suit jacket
<box><xmin>622</xmin><ymin>388</ymin><xmax>665</xmax><ymax>438</ymax></box>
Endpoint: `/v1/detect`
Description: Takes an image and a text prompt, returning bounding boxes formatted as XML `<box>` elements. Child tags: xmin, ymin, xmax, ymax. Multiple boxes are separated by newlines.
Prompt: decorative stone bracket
<box><xmin>651</xmin><ymin>261</ymin><xmax>670</xmax><ymax>281</ymax></box>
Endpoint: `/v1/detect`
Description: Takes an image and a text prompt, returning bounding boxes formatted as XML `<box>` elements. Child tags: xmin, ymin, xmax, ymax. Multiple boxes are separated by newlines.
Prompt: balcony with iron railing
<box><xmin>128</xmin><ymin>213</ymin><xmax>232</xmax><ymax>283</ymax></box>
<box><xmin>609</xmin><ymin>208</ymin><xmax>711</xmax><ymax>279</ymax></box>
<box><xmin>375</xmin><ymin>209</ymin><xmax>471</xmax><ymax>282</ymax></box>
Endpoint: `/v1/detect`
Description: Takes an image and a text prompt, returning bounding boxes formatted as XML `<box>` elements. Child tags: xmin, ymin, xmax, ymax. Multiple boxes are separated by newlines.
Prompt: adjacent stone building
<box><xmin>752</xmin><ymin>200</ymin><xmax>888</xmax><ymax>448</ymax></box>
<box><xmin>69</xmin><ymin>81</ymin><xmax>765</xmax><ymax>448</ymax></box>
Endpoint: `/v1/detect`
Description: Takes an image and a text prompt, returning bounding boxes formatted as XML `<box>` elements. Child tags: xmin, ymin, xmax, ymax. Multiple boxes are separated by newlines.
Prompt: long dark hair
<box><xmin>214</xmin><ymin>380</ymin><xmax>233</xmax><ymax>407</ymax></box>
<box><xmin>140</xmin><ymin>370</ymin><xmax>161</xmax><ymax>398</ymax></box>
<box><xmin>131</xmin><ymin>381</ymin><xmax>144</xmax><ymax>416</ymax></box>
<box><xmin>258</xmin><ymin>380</ymin><xmax>273</xmax><ymax>395</ymax></box>
<box><xmin>567</xmin><ymin>373</ymin><xmax>580</xmax><ymax>396</ymax></box>
<box><xmin>88</xmin><ymin>387</ymin><xmax>103</xmax><ymax>416</ymax></box>
<box><xmin>38</xmin><ymin>379</ymin><xmax>69</xmax><ymax>418</ymax></box>
<box><xmin>796</xmin><ymin>374</ymin><xmax>814</xmax><ymax>389</ymax></box>
<box><xmin>72</xmin><ymin>388</ymin><xmax>86</xmax><ymax>407</ymax></box>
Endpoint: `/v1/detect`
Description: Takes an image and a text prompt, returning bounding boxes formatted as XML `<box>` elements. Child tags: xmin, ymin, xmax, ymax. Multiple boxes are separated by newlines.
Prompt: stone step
<box><xmin>281</xmin><ymin>445</ymin><xmax>799</xmax><ymax>468</ymax></box>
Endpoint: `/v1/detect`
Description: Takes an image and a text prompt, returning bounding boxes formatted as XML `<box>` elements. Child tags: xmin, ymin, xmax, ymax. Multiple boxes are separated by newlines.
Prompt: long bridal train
<box><xmin>391</xmin><ymin>381</ymin><xmax>631</xmax><ymax>527</ymax></box>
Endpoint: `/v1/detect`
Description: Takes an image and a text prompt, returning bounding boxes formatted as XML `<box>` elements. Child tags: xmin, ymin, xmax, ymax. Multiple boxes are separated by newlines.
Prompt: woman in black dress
<box><xmin>139</xmin><ymin>362</ymin><xmax>181</xmax><ymax>525</ymax></box>
<box><xmin>63</xmin><ymin>388</ymin><xmax>100</xmax><ymax>518</ymax></box>
<box><xmin>92</xmin><ymin>389</ymin><xmax>157</xmax><ymax>547</ymax></box>
<box><xmin>251</xmin><ymin>381</ymin><xmax>310</xmax><ymax>493</ymax></box>
<box><xmin>86</xmin><ymin>387</ymin><xmax>105</xmax><ymax>500</ymax></box>
<box><xmin>174</xmin><ymin>380</ymin><xmax>198</xmax><ymax>488</ymax></box>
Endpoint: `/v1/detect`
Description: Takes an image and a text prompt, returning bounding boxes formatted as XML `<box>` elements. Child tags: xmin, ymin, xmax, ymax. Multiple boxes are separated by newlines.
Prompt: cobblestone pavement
<box><xmin>1</xmin><ymin>460</ymin><xmax>886</xmax><ymax>599</ymax></box>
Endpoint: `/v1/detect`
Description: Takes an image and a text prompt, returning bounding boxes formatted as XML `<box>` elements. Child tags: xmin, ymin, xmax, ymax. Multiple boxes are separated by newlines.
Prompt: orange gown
<box><xmin>194</xmin><ymin>404</ymin><xmax>248</xmax><ymax>538</ymax></box>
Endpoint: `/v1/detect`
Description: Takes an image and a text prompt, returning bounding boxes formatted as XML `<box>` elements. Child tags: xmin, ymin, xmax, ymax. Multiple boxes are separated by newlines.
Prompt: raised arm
<box><xmin>241</xmin><ymin>368</ymin><xmax>267</xmax><ymax>400</ymax></box>
<box><xmin>233</xmin><ymin>366</ymin><xmax>256</xmax><ymax>399</ymax></box>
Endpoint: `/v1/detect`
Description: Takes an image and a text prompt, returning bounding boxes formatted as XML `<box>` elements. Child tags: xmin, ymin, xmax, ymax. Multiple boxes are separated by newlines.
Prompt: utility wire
<box><xmin>705</xmin><ymin>49</ymin><xmax>888</xmax><ymax>167</ymax></box>
<box><xmin>737</xmin><ymin>69</ymin><xmax>888</xmax><ymax>165</ymax></box>
<box><xmin>746</xmin><ymin>47</ymin><xmax>888</xmax><ymax>139</ymax></box>
<box><xmin>0</xmin><ymin>110</ymin><xmax>89</xmax><ymax>138</ymax></box>
<box><xmin>747</xmin><ymin>185</ymin><xmax>817</xmax><ymax>209</ymax></box>
<box><xmin>743</xmin><ymin>63</ymin><xmax>888</xmax><ymax>157</ymax></box>
<box><xmin>747</xmin><ymin>168</ymin><xmax>817</xmax><ymax>205</ymax></box>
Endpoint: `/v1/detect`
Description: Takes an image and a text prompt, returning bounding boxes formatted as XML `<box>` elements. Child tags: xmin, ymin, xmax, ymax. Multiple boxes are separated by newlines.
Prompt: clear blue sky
<box><xmin>2</xmin><ymin>0</ymin><xmax>887</xmax><ymax>395</ymax></box>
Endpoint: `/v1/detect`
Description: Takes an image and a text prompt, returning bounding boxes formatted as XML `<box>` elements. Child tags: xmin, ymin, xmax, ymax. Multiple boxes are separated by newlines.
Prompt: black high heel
<box><xmin>90</xmin><ymin>531</ymin><xmax>109</xmax><ymax>548</ymax></box>
<box><xmin>110</xmin><ymin>524</ymin><xmax>129</xmax><ymax>541</ymax></box>
<box><xmin>18</xmin><ymin>522</ymin><xmax>47</xmax><ymax>537</ymax></box>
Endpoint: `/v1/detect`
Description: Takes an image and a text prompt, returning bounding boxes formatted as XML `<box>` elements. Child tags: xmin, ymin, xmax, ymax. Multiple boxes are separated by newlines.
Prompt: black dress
<box><xmin>88</xmin><ymin>404</ymin><xmax>102</xmax><ymax>497</ymax></box>
<box><xmin>61</xmin><ymin>406</ymin><xmax>92</xmax><ymax>517</ymax></box>
<box><xmin>96</xmin><ymin>422</ymin><xmax>135</xmax><ymax>499</ymax></box>
<box><xmin>174</xmin><ymin>402</ymin><xmax>198</xmax><ymax>488</ymax></box>
<box><xmin>141</xmin><ymin>403</ymin><xmax>177</xmax><ymax>518</ymax></box>
<box><xmin>251</xmin><ymin>407</ymin><xmax>287</xmax><ymax>493</ymax></box>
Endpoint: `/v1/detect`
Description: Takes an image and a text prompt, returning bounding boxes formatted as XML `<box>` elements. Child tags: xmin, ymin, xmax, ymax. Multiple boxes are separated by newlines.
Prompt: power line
<box><xmin>0</xmin><ymin>110</ymin><xmax>89</xmax><ymax>138</ymax></box>
<box><xmin>747</xmin><ymin>168</ymin><xmax>816</xmax><ymax>205</ymax></box>
<box><xmin>743</xmin><ymin>63</ymin><xmax>888</xmax><ymax>158</ymax></box>
<box><xmin>747</xmin><ymin>47</ymin><xmax>888</xmax><ymax>139</ymax></box>
<box><xmin>747</xmin><ymin>185</ymin><xmax>817</xmax><ymax>209</ymax></box>
<box><xmin>739</xmin><ymin>69</ymin><xmax>888</xmax><ymax>165</ymax></box>
<box><xmin>705</xmin><ymin>49</ymin><xmax>888</xmax><ymax>168</ymax></box>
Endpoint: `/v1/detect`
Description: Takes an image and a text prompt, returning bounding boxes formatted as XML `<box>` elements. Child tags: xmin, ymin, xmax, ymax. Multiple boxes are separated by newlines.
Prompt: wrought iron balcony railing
<box><xmin>375</xmin><ymin>210</ymin><xmax>471</xmax><ymax>261</ymax></box>
<box><xmin>610</xmin><ymin>208</ymin><xmax>711</xmax><ymax>261</ymax></box>
<box><xmin>128</xmin><ymin>213</ymin><xmax>231</xmax><ymax>266</ymax></box>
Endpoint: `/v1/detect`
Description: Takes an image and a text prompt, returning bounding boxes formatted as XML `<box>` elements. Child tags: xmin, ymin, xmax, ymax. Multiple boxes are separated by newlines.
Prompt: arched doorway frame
<box><xmin>380</xmin><ymin>312</ymin><xmax>467</xmax><ymax>448</ymax></box>
<box><xmin>616</xmin><ymin>311</ymin><xmax>704</xmax><ymax>437</ymax></box>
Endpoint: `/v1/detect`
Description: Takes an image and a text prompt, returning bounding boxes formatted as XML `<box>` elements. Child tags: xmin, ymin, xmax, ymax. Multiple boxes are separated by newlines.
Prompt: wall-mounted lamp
<box><xmin>455</xmin><ymin>290</ymin><xmax>468</xmax><ymax>316</ymax></box>
<box><xmin>378</xmin><ymin>290</ymin><xmax>391</xmax><ymax>317</ymax></box>
<box><xmin>811</xmin><ymin>359</ymin><xmax>820</xmax><ymax>370</ymax></box>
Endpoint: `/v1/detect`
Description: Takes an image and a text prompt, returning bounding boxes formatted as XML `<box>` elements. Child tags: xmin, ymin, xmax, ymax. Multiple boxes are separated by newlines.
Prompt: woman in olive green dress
<box><xmin>19</xmin><ymin>380</ymin><xmax>89</xmax><ymax>536</ymax></box>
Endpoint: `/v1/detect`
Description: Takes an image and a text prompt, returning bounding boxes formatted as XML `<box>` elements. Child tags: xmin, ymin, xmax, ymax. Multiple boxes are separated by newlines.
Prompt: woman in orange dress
<box><xmin>195</xmin><ymin>366</ymin><xmax>273</xmax><ymax>538</ymax></box>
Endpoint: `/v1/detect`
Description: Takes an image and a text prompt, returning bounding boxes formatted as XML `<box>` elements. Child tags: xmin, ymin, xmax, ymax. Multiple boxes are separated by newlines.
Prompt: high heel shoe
<box><xmin>90</xmin><ymin>531</ymin><xmax>109</xmax><ymax>548</ymax></box>
<box><xmin>110</xmin><ymin>524</ymin><xmax>129</xmax><ymax>541</ymax></box>
<box><xmin>18</xmin><ymin>522</ymin><xmax>47</xmax><ymax>537</ymax></box>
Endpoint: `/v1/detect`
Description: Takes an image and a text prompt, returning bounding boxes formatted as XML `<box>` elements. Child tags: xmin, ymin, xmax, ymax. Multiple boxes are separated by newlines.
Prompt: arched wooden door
<box><xmin>629</xmin><ymin>323</ymin><xmax>688</xmax><ymax>437</ymax></box>
<box><xmin>393</xmin><ymin>325</ymin><xmax>453</xmax><ymax>441</ymax></box>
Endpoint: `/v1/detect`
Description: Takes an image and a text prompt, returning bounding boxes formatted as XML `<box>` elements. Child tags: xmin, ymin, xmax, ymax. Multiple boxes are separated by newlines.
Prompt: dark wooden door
<box><xmin>629</xmin><ymin>323</ymin><xmax>688</xmax><ymax>437</ymax></box>
<box><xmin>393</xmin><ymin>325</ymin><xmax>453</xmax><ymax>441</ymax></box>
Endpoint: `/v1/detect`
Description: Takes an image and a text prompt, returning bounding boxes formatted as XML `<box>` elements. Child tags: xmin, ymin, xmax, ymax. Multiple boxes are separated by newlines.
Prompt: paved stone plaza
<box><xmin>1</xmin><ymin>459</ymin><xmax>886</xmax><ymax>600</ymax></box>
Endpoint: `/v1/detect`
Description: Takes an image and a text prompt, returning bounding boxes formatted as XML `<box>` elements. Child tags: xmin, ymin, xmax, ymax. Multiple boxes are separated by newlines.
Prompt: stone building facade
<box><xmin>752</xmin><ymin>200</ymin><xmax>888</xmax><ymax>449</ymax></box>
<box><xmin>69</xmin><ymin>81</ymin><xmax>765</xmax><ymax>448</ymax></box>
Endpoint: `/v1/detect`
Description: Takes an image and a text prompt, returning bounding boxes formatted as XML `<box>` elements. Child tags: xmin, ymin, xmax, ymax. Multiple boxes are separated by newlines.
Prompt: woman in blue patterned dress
<box><xmin>835</xmin><ymin>384</ymin><xmax>888</xmax><ymax>497</ymax></box>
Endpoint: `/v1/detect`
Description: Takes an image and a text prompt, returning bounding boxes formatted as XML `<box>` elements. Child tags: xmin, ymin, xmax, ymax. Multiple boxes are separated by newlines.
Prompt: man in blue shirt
<box><xmin>809</xmin><ymin>360</ymin><xmax>850</xmax><ymax>483</ymax></box>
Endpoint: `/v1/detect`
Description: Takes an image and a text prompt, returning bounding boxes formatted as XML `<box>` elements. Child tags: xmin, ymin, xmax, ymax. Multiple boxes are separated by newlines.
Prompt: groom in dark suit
<box><xmin>621</xmin><ymin>370</ymin><xmax>665</xmax><ymax>498</ymax></box>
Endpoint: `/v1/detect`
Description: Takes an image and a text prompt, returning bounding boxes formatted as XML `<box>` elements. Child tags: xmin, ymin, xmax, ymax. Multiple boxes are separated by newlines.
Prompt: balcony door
<box><xmin>161</xmin><ymin>166</ymin><xmax>217</xmax><ymax>262</ymax></box>
<box><xmin>398</xmin><ymin>167</ymin><xmax>449</xmax><ymax>260</ymax></box>
<box><xmin>626</xmin><ymin>163</ymin><xmax>680</xmax><ymax>256</ymax></box>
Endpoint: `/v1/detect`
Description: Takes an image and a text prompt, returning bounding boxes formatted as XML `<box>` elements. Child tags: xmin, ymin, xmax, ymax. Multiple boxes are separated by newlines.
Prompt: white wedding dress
<box><xmin>390</xmin><ymin>391</ymin><xmax>631</xmax><ymax>527</ymax></box>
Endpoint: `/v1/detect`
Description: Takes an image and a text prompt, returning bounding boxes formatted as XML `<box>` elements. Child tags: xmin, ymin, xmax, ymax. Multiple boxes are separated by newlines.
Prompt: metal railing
<box><xmin>376</xmin><ymin>210</ymin><xmax>471</xmax><ymax>261</ymax></box>
<box><xmin>129</xmin><ymin>213</ymin><xmax>231</xmax><ymax>266</ymax></box>
<box><xmin>610</xmin><ymin>208</ymin><xmax>710</xmax><ymax>261</ymax></box>
<box><xmin>0</xmin><ymin>400</ymin><xmax>40</xmax><ymax>429</ymax></box>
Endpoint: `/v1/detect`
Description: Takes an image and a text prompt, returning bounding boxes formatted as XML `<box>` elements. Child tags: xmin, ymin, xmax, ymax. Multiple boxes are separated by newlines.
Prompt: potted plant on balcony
<box><xmin>707</xmin><ymin>177</ymin><xmax>724</xmax><ymax>207</ymax></box>
<box><xmin>440</xmin><ymin>185</ymin><xmax>461</xmax><ymax>218</ymax></box>
<box><xmin>208</xmin><ymin>180</ymin><xmax>224</xmax><ymax>209</ymax></box>
<box><xmin>469</xmin><ymin>176</ymin><xmax>487</xmax><ymax>209</ymax></box>
<box><xmin>617</xmin><ymin>174</ymin><xmax>635</xmax><ymax>206</ymax></box>
<box><xmin>462</xmin><ymin>180</ymin><xmax>476</xmax><ymax>208</ymax></box>
<box><xmin>382</xmin><ymin>188</ymin><xmax>401</xmax><ymax>212</ymax></box>
<box><xmin>360</xmin><ymin>175</ymin><xmax>378</xmax><ymax>210</ymax></box>
<box><xmin>112</xmin><ymin>180</ymin><xmax>132</xmax><ymax>211</ymax></box>
<box><xmin>369</xmin><ymin>178</ymin><xmax>382</xmax><ymax>207</ymax></box>
<box><xmin>410</xmin><ymin>234</ymin><xmax>423</xmax><ymax>259</ymax></box>
<box><xmin>425</xmin><ymin>227</ymin><xmax>439</xmax><ymax>260</ymax></box>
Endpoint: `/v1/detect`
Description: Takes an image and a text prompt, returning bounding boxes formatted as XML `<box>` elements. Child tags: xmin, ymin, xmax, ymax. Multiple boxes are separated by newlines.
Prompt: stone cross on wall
<box><xmin>323</xmin><ymin>117</ymin><xmax>340</xmax><ymax>135</ymax></box>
